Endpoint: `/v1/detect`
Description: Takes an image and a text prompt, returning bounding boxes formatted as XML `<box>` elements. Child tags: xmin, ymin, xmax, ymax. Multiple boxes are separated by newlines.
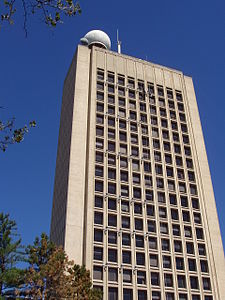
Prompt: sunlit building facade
<box><xmin>50</xmin><ymin>31</ymin><xmax>225</xmax><ymax>300</ymax></box>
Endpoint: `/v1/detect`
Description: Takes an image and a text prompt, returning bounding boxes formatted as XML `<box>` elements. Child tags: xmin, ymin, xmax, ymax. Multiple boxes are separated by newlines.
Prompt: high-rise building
<box><xmin>50</xmin><ymin>30</ymin><xmax>225</xmax><ymax>300</ymax></box>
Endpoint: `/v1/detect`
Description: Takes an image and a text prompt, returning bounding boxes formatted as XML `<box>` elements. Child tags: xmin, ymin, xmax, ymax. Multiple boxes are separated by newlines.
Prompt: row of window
<box><xmin>94</xmin><ymin>285</ymin><xmax>213</xmax><ymax>300</ymax></box>
<box><xmin>95</xmin><ymin>194</ymin><xmax>200</xmax><ymax>210</ymax></box>
<box><xmin>97</xmin><ymin>69</ymin><xmax>183</xmax><ymax>102</ymax></box>
<box><xmin>93</xmin><ymin>265</ymin><xmax>211</xmax><ymax>290</ymax></box>
<box><xmin>94</xmin><ymin>227</ymin><xmax>206</xmax><ymax>253</ymax></box>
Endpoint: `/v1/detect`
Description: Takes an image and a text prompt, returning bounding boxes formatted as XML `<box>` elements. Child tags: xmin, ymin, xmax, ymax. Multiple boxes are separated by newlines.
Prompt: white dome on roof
<box><xmin>80</xmin><ymin>30</ymin><xmax>111</xmax><ymax>50</ymax></box>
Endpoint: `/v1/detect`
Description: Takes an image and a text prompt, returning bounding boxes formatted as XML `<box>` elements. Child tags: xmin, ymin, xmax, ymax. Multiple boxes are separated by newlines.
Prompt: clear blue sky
<box><xmin>0</xmin><ymin>0</ymin><xmax>225</xmax><ymax>250</ymax></box>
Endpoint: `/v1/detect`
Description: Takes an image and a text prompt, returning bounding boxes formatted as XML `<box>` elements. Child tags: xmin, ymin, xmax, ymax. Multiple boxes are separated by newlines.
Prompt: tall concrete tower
<box><xmin>50</xmin><ymin>30</ymin><xmax>225</xmax><ymax>300</ymax></box>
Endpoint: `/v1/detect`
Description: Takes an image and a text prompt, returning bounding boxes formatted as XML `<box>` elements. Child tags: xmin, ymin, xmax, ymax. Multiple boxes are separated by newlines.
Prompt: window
<box><xmin>135</xmin><ymin>218</ymin><xmax>143</xmax><ymax>231</ymax></box>
<box><xmin>183</xmin><ymin>211</ymin><xmax>190</xmax><ymax>222</ymax></box>
<box><xmin>179</xmin><ymin>182</ymin><xmax>186</xmax><ymax>193</ymax></box>
<box><xmin>97</xmin><ymin>81</ymin><xmax>104</xmax><ymax>91</ymax></box>
<box><xmin>172</xmin><ymin>224</ymin><xmax>180</xmax><ymax>236</ymax></box>
<box><xmin>144</xmin><ymin>162</ymin><xmax>151</xmax><ymax>173</ymax></box>
<box><xmin>184</xmin><ymin>226</ymin><xmax>192</xmax><ymax>238</ymax></box>
<box><xmin>168</xmin><ymin>180</ymin><xmax>175</xmax><ymax>191</ymax></box>
<box><xmin>143</xmin><ymin>148</ymin><xmax>150</xmax><ymax>159</ymax></box>
<box><xmin>108</xmin><ymin>182</ymin><xmax>116</xmax><ymax>194</ymax></box>
<box><xmin>95</xmin><ymin>195</ymin><xmax>103</xmax><ymax>208</ymax></box>
<box><xmin>130</xmin><ymin>111</ymin><xmax>137</xmax><ymax>120</ymax></box>
<box><xmin>148</xmin><ymin>220</ymin><xmax>156</xmax><ymax>233</ymax></box>
<box><xmin>108</xmin><ymin>287</ymin><xmax>118</xmax><ymax>300</ymax></box>
<box><xmin>161</xmin><ymin>118</ymin><xmax>168</xmax><ymax>128</ymax></box>
<box><xmin>122</xmin><ymin>216</ymin><xmax>130</xmax><ymax>229</ymax></box>
<box><xmin>133</xmin><ymin>187</ymin><xmax>141</xmax><ymax>199</ymax></box>
<box><xmin>176</xmin><ymin>257</ymin><xmax>184</xmax><ymax>270</ymax></box>
<box><xmin>192</xmin><ymin>198</ymin><xmax>199</xmax><ymax>209</ymax></box>
<box><xmin>94</xmin><ymin>229</ymin><xmax>103</xmax><ymax>243</ymax></box>
<box><xmin>163</xmin><ymin>256</ymin><xmax>171</xmax><ymax>269</ymax></box>
<box><xmin>108</xmin><ymin>214</ymin><xmax>117</xmax><ymax>227</ymax></box>
<box><xmin>176</xmin><ymin>92</ymin><xmax>183</xmax><ymax>101</ymax></box>
<box><xmin>121</xmin><ymin>171</ymin><xmax>128</xmax><ymax>182</ymax></box>
<box><xmin>177</xmin><ymin>169</ymin><xmax>185</xmax><ymax>180</ymax></box>
<box><xmin>118</xmin><ymin>75</ymin><xmax>124</xmax><ymax>86</ymax></box>
<box><xmin>94</xmin><ymin>212</ymin><xmax>103</xmax><ymax>225</ymax></box>
<box><xmin>196</xmin><ymin>228</ymin><xmax>204</xmax><ymax>240</ymax></box>
<box><xmin>192</xmin><ymin>296</ymin><xmax>200</xmax><ymax>300</ymax></box>
<box><xmin>174</xmin><ymin>240</ymin><xmax>183</xmax><ymax>253</ymax></box>
<box><xmin>132</xmin><ymin>160</ymin><xmax>140</xmax><ymax>171</ymax></box>
<box><xmin>108</xmin><ymin>268</ymin><xmax>118</xmax><ymax>282</ymax></box>
<box><xmin>177</xmin><ymin>275</ymin><xmax>186</xmax><ymax>288</ymax></box>
<box><xmin>160</xmin><ymin>222</ymin><xmax>168</xmax><ymax>234</ymax></box>
<box><xmin>160</xmin><ymin>108</ymin><xmax>167</xmax><ymax>117</ymax></box>
<box><xmin>171</xmin><ymin>209</ymin><xmax>179</xmax><ymax>220</ymax></box>
<box><xmin>171</xmin><ymin>121</ymin><xmax>178</xmax><ymax>130</ymax></box>
<box><xmin>162</xmin><ymin>239</ymin><xmax>170</xmax><ymax>251</ymax></box>
<box><xmin>200</xmin><ymin>260</ymin><xmax>209</xmax><ymax>273</ymax></box>
<box><xmin>134</xmin><ymin>203</ymin><xmax>142</xmax><ymax>215</ymax></box>
<box><xmin>97</xmin><ymin>70</ymin><xmax>104</xmax><ymax>80</ymax></box>
<box><xmin>95</xmin><ymin>180</ymin><xmax>103</xmax><ymax>192</ymax></box>
<box><xmin>186</xmin><ymin>158</ymin><xmax>193</xmax><ymax>169</ymax></box>
<box><xmin>118</xmin><ymin>87</ymin><xmax>125</xmax><ymax>96</ymax></box>
<box><xmin>131</xmin><ymin>146</ymin><xmax>139</xmax><ymax>157</ymax></box>
<box><xmin>174</xmin><ymin>144</ymin><xmax>181</xmax><ymax>154</ymax></box>
<box><xmin>108</xmin><ymin>154</ymin><xmax>116</xmax><ymax>166</ymax></box>
<box><xmin>188</xmin><ymin>259</ymin><xmax>196</xmax><ymax>271</ymax></box>
<box><xmin>165</xmin><ymin>154</ymin><xmax>172</xmax><ymax>164</ymax></box>
<box><xmin>157</xmin><ymin>177</ymin><xmax>164</xmax><ymax>189</ymax></box>
<box><xmin>153</xmin><ymin>139</ymin><xmax>160</xmax><ymax>149</ymax></box>
<box><xmin>122</xmin><ymin>251</ymin><xmax>131</xmax><ymax>264</ymax></box>
<box><xmin>151</xmin><ymin>272</ymin><xmax>160</xmax><ymax>286</ymax></box>
<box><xmin>190</xmin><ymin>276</ymin><xmax>199</xmax><ymax>290</ymax></box>
<box><xmin>122</xmin><ymin>233</ymin><xmax>131</xmax><ymax>246</ymax></box>
<box><xmin>136</xmin><ymin>252</ymin><xmax>145</xmax><ymax>265</ymax></box>
<box><xmin>96</xmin><ymin>126</ymin><xmax>104</xmax><ymax>137</ymax></box>
<box><xmin>95</xmin><ymin>165</ymin><xmax>104</xmax><ymax>177</ymax></box>
<box><xmin>119</xmin><ymin>97</ymin><xmax>125</xmax><ymax>106</ymax></box>
<box><xmin>136</xmin><ymin>235</ymin><xmax>144</xmax><ymax>248</ymax></box>
<box><xmin>181</xmin><ymin>196</ymin><xmax>188</xmax><ymax>207</ymax></box>
<box><xmin>120</xmin><ymin>157</ymin><xmax>128</xmax><ymax>168</ymax></box>
<box><xmin>149</xmin><ymin>237</ymin><xmax>157</xmax><ymax>249</ymax></box>
<box><xmin>164</xmin><ymin>274</ymin><xmax>173</xmax><ymax>287</ymax></box>
<box><xmin>164</xmin><ymin>142</ymin><xmax>171</xmax><ymax>151</ymax></box>
<box><xmin>119</xmin><ymin>120</ymin><xmax>126</xmax><ymax>129</ymax></box>
<box><xmin>158</xmin><ymin>207</ymin><xmax>167</xmax><ymax>218</ymax></box>
<box><xmin>167</xmin><ymin>89</ymin><xmax>173</xmax><ymax>99</ymax></box>
<box><xmin>138</xmin><ymin>290</ymin><xmax>147</xmax><ymax>300</ymax></box>
<box><xmin>166</xmin><ymin>293</ymin><xmax>174</xmax><ymax>300</ymax></box>
<box><xmin>166</xmin><ymin>167</ymin><xmax>174</xmax><ymax>177</ymax></box>
<box><xmin>158</xmin><ymin>97</ymin><xmax>165</xmax><ymax>107</ymax></box>
<box><xmin>121</xmin><ymin>201</ymin><xmax>129</xmax><ymax>212</ymax></box>
<box><xmin>96</xmin><ymin>139</ymin><xmax>104</xmax><ymax>150</ymax></box>
<box><xmin>155</xmin><ymin>164</ymin><xmax>163</xmax><ymax>175</ymax></box>
<box><xmin>173</xmin><ymin>132</ymin><xmax>179</xmax><ymax>142</ymax></box>
<box><xmin>93</xmin><ymin>266</ymin><xmax>103</xmax><ymax>280</ymax></box>
<box><xmin>179</xmin><ymin>294</ymin><xmax>188</xmax><ymax>300</ymax></box>
<box><xmin>150</xmin><ymin>254</ymin><xmax>158</xmax><ymax>267</ymax></box>
<box><xmin>154</xmin><ymin>151</ymin><xmax>161</xmax><ymax>162</ymax></box>
<box><xmin>108</xmin><ymin>141</ymin><xmax>115</xmax><ymax>152</ymax></box>
<box><xmin>142</xmin><ymin>136</ymin><xmax>149</xmax><ymax>146</ymax></box>
<box><xmin>152</xmin><ymin>291</ymin><xmax>160</xmax><ymax>300</ymax></box>
<box><xmin>137</xmin><ymin>271</ymin><xmax>146</xmax><ymax>285</ymax></box>
<box><xmin>123</xmin><ymin>269</ymin><xmax>132</xmax><ymax>283</ymax></box>
<box><xmin>194</xmin><ymin>213</ymin><xmax>202</xmax><ymax>224</ymax></box>
<box><xmin>94</xmin><ymin>247</ymin><xmax>103</xmax><ymax>261</ymax></box>
<box><xmin>108</xmin><ymin>248</ymin><xmax>117</xmax><ymax>262</ymax></box>
<box><xmin>169</xmin><ymin>194</ymin><xmax>177</xmax><ymax>205</ymax></box>
<box><xmin>108</xmin><ymin>105</ymin><xmax>115</xmax><ymax>115</ymax></box>
<box><xmin>187</xmin><ymin>242</ymin><xmax>195</xmax><ymax>254</ymax></box>
<box><xmin>133</xmin><ymin>173</ymin><xmax>141</xmax><ymax>184</ymax></box>
<box><xmin>108</xmin><ymin>231</ymin><xmax>117</xmax><ymax>244</ymax></box>
<box><xmin>121</xmin><ymin>185</ymin><xmax>129</xmax><ymax>197</ymax></box>
<box><xmin>202</xmin><ymin>278</ymin><xmax>211</xmax><ymax>290</ymax></box>
<box><xmin>120</xmin><ymin>144</ymin><xmax>127</xmax><ymax>155</ymax></box>
<box><xmin>108</xmin><ymin>168</ymin><xmax>116</xmax><ymax>180</ymax></box>
<box><xmin>108</xmin><ymin>128</ymin><xmax>115</xmax><ymax>139</ymax></box>
<box><xmin>190</xmin><ymin>184</ymin><xmax>198</xmax><ymax>195</ymax></box>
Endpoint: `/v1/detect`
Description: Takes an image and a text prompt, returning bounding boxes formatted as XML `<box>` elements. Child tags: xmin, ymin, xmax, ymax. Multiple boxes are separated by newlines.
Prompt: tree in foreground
<box><xmin>1</xmin><ymin>0</ymin><xmax>81</xmax><ymax>35</ymax></box>
<box><xmin>0</xmin><ymin>213</ymin><xmax>25</xmax><ymax>296</ymax></box>
<box><xmin>23</xmin><ymin>233</ymin><xmax>102</xmax><ymax>299</ymax></box>
<box><xmin>0</xmin><ymin>118</ymin><xmax>36</xmax><ymax>152</ymax></box>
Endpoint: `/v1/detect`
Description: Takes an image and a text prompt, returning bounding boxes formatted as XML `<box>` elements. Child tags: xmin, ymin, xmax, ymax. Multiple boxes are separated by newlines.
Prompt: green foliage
<box><xmin>1</xmin><ymin>0</ymin><xmax>81</xmax><ymax>34</ymax></box>
<box><xmin>0</xmin><ymin>118</ymin><xmax>36</xmax><ymax>152</ymax></box>
<box><xmin>0</xmin><ymin>213</ymin><xmax>25</xmax><ymax>296</ymax></box>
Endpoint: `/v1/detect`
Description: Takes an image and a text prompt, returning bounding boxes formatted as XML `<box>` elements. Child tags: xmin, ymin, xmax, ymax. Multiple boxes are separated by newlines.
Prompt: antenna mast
<box><xmin>117</xmin><ymin>29</ymin><xmax>122</xmax><ymax>54</ymax></box>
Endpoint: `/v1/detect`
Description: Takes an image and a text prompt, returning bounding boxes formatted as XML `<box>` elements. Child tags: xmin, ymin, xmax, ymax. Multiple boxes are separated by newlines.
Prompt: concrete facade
<box><xmin>50</xmin><ymin>45</ymin><xmax>225</xmax><ymax>300</ymax></box>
